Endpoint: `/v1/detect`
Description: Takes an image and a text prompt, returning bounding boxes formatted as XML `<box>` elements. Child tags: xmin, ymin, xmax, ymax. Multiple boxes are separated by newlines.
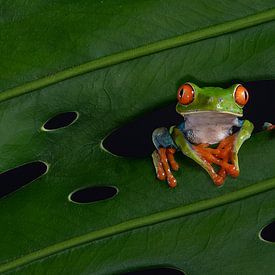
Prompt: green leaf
<box><xmin>0</xmin><ymin>1</ymin><xmax>275</xmax><ymax>274</ymax></box>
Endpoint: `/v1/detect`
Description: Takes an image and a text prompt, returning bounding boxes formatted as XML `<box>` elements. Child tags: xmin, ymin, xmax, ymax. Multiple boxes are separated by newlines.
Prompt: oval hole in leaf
<box><xmin>0</xmin><ymin>161</ymin><xmax>48</xmax><ymax>199</ymax></box>
<box><xmin>259</xmin><ymin>221</ymin><xmax>275</xmax><ymax>243</ymax></box>
<box><xmin>69</xmin><ymin>186</ymin><xmax>118</xmax><ymax>204</ymax></box>
<box><xmin>123</xmin><ymin>267</ymin><xmax>185</xmax><ymax>275</ymax></box>
<box><xmin>102</xmin><ymin>102</ymin><xmax>182</xmax><ymax>158</ymax></box>
<box><xmin>42</xmin><ymin>111</ymin><xmax>78</xmax><ymax>130</ymax></box>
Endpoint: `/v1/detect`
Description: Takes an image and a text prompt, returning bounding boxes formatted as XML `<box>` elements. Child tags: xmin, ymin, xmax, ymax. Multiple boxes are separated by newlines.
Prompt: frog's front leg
<box><xmin>152</xmin><ymin>127</ymin><xmax>179</xmax><ymax>188</ymax></box>
<box><xmin>172</xmin><ymin>119</ymin><xmax>253</xmax><ymax>186</ymax></box>
<box><xmin>210</xmin><ymin>120</ymin><xmax>254</xmax><ymax>180</ymax></box>
<box><xmin>172</xmin><ymin>128</ymin><xmax>226</xmax><ymax>185</ymax></box>
<box><xmin>229</xmin><ymin>119</ymin><xmax>254</xmax><ymax>173</ymax></box>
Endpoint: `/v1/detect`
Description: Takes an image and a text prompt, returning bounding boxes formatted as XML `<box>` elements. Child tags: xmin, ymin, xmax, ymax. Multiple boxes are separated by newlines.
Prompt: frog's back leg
<box><xmin>152</xmin><ymin>127</ymin><xmax>179</xmax><ymax>187</ymax></box>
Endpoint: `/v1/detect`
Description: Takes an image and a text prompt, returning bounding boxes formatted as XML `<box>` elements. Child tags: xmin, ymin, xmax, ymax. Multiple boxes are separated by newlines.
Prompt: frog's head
<box><xmin>176</xmin><ymin>82</ymin><xmax>249</xmax><ymax>117</ymax></box>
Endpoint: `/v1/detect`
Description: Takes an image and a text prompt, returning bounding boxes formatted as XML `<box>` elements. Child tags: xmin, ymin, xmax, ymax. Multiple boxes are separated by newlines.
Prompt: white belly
<box><xmin>184</xmin><ymin>112</ymin><xmax>239</xmax><ymax>144</ymax></box>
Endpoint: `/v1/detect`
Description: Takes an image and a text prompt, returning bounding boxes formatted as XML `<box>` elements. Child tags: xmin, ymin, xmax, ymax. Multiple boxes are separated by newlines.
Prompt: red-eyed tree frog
<box><xmin>152</xmin><ymin>82</ymin><xmax>255</xmax><ymax>188</ymax></box>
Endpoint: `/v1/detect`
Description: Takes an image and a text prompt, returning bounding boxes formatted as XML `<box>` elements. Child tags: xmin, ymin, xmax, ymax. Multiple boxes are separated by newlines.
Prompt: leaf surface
<box><xmin>0</xmin><ymin>1</ymin><xmax>275</xmax><ymax>274</ymax></box>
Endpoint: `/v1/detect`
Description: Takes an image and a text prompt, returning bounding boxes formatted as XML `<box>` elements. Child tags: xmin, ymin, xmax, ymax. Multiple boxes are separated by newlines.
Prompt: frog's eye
<box><xmin>234</xmin><ymin>84</ymin><xmax>249</xmax><ymax>107</ymax></box>
<box><xmin>177</xmin><ymin>83</ymin><xmax>195</xmax><ymax>105</ymax></box>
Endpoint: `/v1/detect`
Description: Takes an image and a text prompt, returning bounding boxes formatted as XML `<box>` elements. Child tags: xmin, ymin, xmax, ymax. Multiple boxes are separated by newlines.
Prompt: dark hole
<box><xmin>43</xmin><ymin>111</ymin><xmax>78</xmax><ymax>130</ymax></box>
<box><xmin>122</xmin><ymin>267</ymin><xmax>185</xmax><ymax>275</ymax></box>
<box><xmin>102</xmin><ymin>102</ymin><xmax>182</xmax><ymax>158</ymax></box>
<box><xmin>102</xmin><ymin>79</ymin><xmax>275</xmax><ymax>158</ymax></box>
<box><xmin>244</xmin><ymin>79</ymin><xmax>275</xmax><ymax>132</ymax></box>
<box><xmin>69</xmin><ymin>186</ymin><xmax>118</xmax><ymax>203</ymax></box>
<box><xmin>0</xmin><ymin>161</ymin><xmax>48</xmax><ymax>199</ymax></box>
<box><xmin>260</xmin><ymin>221</ymin><xmax>275</xmax><ymax>242</ymax></box>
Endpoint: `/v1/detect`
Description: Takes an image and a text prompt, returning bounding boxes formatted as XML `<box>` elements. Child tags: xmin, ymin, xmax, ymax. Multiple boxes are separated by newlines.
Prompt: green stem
<box><xmin>0</xmin><ymin>177</ymin><xmax>274</xmax><ymax>273</ymax></box>
<box><xmin>1</xmin><ymin>8</ymin><xmax>275</xmax><ymax>102</ymax></box>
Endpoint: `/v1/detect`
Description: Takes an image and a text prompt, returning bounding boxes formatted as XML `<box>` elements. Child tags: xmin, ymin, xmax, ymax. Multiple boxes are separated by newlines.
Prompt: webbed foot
<box><xmin>152</xmin><ymin>147</ymin><xmax>179</xmax><ymax>188</ymax></box>
<box><xmin>173</xmin><ymin>128</ymin><xmax>227</xmax><ymax>186</ymax></box>
<box><xmin>193</xmin><ymin>138</ymin><xmax>238</xmax><ymax>186</ymax></box>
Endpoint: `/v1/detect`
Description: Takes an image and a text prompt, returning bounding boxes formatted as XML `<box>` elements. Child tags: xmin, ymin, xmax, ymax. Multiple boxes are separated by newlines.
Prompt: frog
<box><xmin>151</xmin><ymin>82</ymin><xmax>254</xmax><ymax>188</ymax></box>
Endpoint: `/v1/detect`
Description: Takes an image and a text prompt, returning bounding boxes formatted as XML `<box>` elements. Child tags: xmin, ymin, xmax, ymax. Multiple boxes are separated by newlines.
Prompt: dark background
<box><xmin>103</xmin><ymin>79</ymin><xmax>275</xmax><ymax>157</ymax></box>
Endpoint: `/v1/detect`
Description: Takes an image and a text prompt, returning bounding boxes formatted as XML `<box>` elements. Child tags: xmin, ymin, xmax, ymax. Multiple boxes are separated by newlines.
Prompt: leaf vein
<box><xmin>0</xmin><ymin>177</ymin><xmax>274</xmax><ymax>273</ymax></box>
<box><xmin>0</xmin><ymin>8</ymin><xmax>275</xmax><ymax>103</ymax></box>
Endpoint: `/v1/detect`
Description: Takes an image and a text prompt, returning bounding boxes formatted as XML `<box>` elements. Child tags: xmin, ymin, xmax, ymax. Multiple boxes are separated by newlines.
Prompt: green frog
<box><xmin>152</xmin><ymin>82</ymin><xmax>254</xmax><ymax>188</ymax></box>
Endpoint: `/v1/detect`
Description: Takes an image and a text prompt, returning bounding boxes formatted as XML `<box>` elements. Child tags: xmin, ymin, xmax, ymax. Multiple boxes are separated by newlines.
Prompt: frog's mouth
<box><xmin>183</xmin><ymin>111</ymin><xmax>241</xmax><ymax>145</ymax></box>
<box><xmin>180</xmin><ymin>110</ymin><xmax>242</xmax><ymax>117</ymax></box>
<box><xmin>182</xmin><ymin>111</ymin><xmax>240</xmax><ymax>127</ymax></box>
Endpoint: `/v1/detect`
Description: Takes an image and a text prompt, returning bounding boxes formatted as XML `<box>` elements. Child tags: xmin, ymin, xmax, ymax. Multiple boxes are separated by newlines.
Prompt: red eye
<box><xmin>177</xmin><ymin>83</ymin><xmax>195</xmax><ymax>105</ymax></box>
<box><xmin>234</xmin><ymin>85</ymin><xmax>249</xmax><ymax>106</ymax></box>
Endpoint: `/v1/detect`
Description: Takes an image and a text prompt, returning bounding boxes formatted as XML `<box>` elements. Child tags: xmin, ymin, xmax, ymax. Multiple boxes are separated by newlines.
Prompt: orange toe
<box><xmin>167</xmin><ymin>148</ymin><xmax>179</xmax><ymax>171</ymax></box>
<box><xmin>218</xmin><ymin>168</ymin><xmax>227</xmax><ymax>179</ymax></box>
<box><xmin>227</xmin><ymin>165</ymin><xmax>239</xmax><ymax>178</ymax></box>
<box><xmin>167</xmin><ymin>176</ymin><xmax>177</xmax><ymax>188</ymax></box>
<box><xmin>157</xmin><ymin>162</ymin><xmax>166</xmax><ymax>181</ymax></box>
<box><xmin>212</xmin><ymin>174</ymin><xmax>225</xmax><ymax>186</ymax></box>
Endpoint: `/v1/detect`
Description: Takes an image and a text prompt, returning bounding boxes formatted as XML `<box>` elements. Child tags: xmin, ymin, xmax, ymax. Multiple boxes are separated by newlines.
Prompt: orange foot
<box><xmin>193</xmin><ymin>134</ymin><xmax>239</xmax><ymax>186</ymax></box>
<box><xmin>156</xmin><ymin>147</ymin><xmax>179</xmax><ymax>188</ymax></box>
<box><xmin>217</xmin><ymin>134</ymin><xmax>239</xmax><ymax>178</ymax></box>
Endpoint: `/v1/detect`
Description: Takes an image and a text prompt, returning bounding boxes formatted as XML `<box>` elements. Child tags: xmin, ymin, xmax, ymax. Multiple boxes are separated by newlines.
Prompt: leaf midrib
<box><xmin>1</xmin><ymin>8</ymin><xmax>275</xmax><ymax>103</ymax></box>
<box><xmin>1</xmin><ymin>178</ymin><xmax>275</xmax><ymax>273</ymax></box>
